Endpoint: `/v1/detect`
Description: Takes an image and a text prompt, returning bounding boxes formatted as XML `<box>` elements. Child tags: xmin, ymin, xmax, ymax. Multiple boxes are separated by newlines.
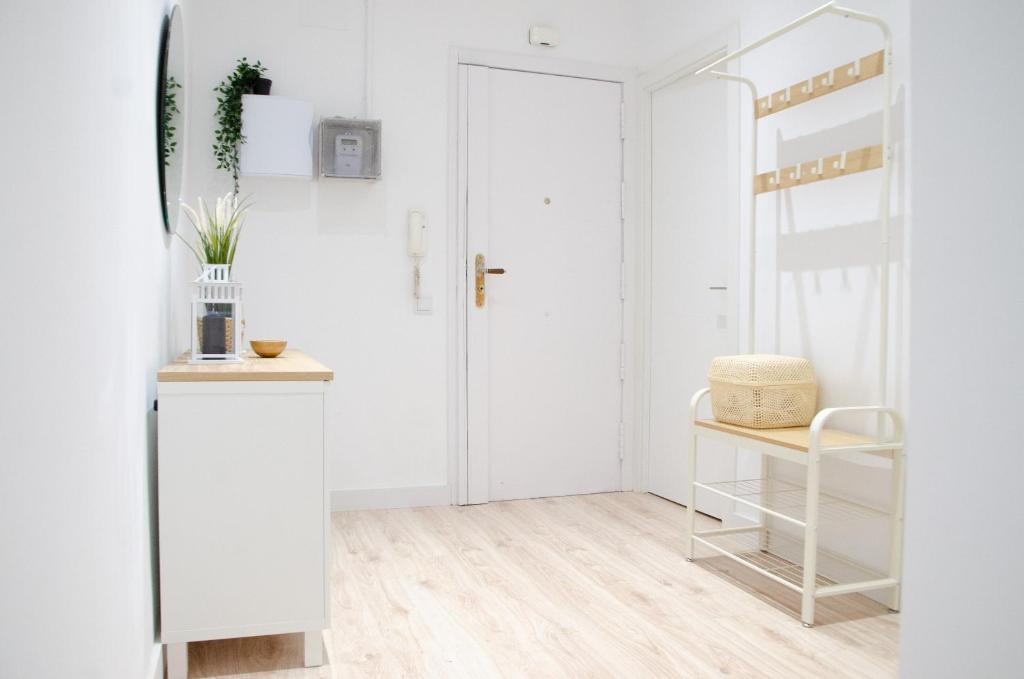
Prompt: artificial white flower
<box><xmin>180</xmin><ymin>202</ymin><xmax>201</xmax><ymax>230</ymax></box>
<box><xmin>177</xmin><ymin>193</ymin><xmax>251</xmax><ymax>269</ymax></box>
<box><xmin>197</xmin><ymin>196</ymin><xmax>209</xmax><ymax>231</ymax></box>
<box><xmin>216</xmin><ymin>194</ymin><xmax>227</xmax><ymax>227</ymax></box>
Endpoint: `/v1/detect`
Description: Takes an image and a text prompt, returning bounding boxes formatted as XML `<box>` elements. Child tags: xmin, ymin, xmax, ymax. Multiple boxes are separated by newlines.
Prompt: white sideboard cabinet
<box><xmin>157</xmin><ymin>350</ymin><xmax>333</xmax><ymax>679</ymax></box>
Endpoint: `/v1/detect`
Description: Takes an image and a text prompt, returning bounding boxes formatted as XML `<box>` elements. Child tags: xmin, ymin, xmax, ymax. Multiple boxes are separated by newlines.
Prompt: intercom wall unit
<box><xmin>318</xmin><ymin>118</ymin><xmax>382</xmax><ymax>179</ymax></box>
<box><xmin>408</xmin><ymin>209</ymin><xmax>431</xmax><ymax>314</ymax></box>
<box><xmin>408</xmin><ymin>209</ymin><xmax>427</xmax><ymax>258</ymax></box>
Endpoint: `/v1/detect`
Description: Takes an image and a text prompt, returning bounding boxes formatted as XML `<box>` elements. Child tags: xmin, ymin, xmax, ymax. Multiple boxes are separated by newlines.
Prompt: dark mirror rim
<box><xmin>156</xmin><ymin>8</ymin><xmax>173</xmax><ymax>232</ymax></box>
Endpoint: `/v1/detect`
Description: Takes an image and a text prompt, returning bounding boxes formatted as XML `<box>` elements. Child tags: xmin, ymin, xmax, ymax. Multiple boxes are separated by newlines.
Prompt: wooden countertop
<box><xmin>158</xmin><ymin>349</ymin><xmax>333</xmax><ymax>382</ymax></box>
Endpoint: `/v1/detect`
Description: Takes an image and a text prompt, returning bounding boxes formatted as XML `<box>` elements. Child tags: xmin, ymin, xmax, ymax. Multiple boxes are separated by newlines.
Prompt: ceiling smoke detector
<box><xmin>529</xmin><ymin>25</ymin><xmax>559</xmax><ymax>47</ymax></box>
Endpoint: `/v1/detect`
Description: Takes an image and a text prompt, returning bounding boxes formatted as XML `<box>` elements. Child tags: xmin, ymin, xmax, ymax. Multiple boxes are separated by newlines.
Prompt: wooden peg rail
<box><xmin>755</xmin><ymin>50</ymin><xmax>884</xmax><ymax>119</ymax></box>
<box><xmin>755</xmin><ymin>144</ymin><xmax>883</xmax><ymax>194</ymax></box>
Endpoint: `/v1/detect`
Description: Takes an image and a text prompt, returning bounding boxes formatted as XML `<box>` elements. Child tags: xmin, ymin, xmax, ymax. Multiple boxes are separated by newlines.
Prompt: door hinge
<box><xmin>618</xmin><ymin>422</ymin><xmax>625</xmax><ymax>460</ymax></box>
<box><xmin>619</xmin><ymin>343</ymin><xmax>626</xmax><ymax>381</ymax></box>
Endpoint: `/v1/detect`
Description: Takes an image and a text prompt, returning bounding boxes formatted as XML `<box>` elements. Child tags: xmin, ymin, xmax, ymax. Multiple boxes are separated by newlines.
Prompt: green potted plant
<box><xmin>213</xmin><ymin>58</ymin><xmax>269</xmax><ymax>193</ymax></box>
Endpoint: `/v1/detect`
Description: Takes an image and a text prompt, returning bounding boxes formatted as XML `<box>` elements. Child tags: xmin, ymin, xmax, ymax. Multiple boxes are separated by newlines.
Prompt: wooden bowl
<box><xmin>250</xmin><ymin>339</ymin><xmax>287</xmax><ymax>358</ymax></box>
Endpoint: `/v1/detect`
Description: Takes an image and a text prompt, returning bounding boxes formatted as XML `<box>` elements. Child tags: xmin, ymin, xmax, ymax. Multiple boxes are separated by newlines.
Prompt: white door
<box><xmin>463</xmin><ymin>65</ymin><xmax>624</xmax><ymax>503</ymax></box>
<box><xmin>646</xmin><ymin>75</ymin><xmax>737</xmax><ymax>519</ymax></box>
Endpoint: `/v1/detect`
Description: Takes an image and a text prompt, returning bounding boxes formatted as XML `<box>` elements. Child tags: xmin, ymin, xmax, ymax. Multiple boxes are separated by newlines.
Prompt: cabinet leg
<box><xmin>304</xmin><ymin>630</ymin><xmax>323</xmax><ymax>667</ymax></box>
<box><xmin>166</xmin><ymin>642</ymin><xmax>188</xmax><ymax>679</ymax></box>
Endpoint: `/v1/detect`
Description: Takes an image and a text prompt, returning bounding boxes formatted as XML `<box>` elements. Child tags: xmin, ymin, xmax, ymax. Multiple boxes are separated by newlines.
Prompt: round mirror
<box><xmin>157</xmin><ymin>5</ymin><xmax>186</xmax><ymax>233</ymax></box>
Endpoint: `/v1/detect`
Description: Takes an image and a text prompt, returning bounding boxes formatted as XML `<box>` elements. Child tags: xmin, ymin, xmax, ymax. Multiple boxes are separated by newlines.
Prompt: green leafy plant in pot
<box><xmin>213</xmin><ymin>58</ymin><xmax>270</xmax><ymax>193</ymax></box>
<box><xmin>179</xmin><ymin>193</ymin><xmax>250</xmax><ymax>356</ymax></box>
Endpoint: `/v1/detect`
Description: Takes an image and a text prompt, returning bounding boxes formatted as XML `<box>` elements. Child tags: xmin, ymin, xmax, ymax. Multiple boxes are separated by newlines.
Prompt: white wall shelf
<box><xmin>239</xmin><ymin>94</ymin><xmax>315</xmax><ymax>178</ymax></box>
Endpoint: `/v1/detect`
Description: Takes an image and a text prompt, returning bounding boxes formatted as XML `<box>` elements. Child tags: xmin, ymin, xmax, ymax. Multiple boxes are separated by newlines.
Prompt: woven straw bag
<box><xmin>708</xmin><ymin>354</ymin><xmax>818</xmax><ymax>429</ymax></box>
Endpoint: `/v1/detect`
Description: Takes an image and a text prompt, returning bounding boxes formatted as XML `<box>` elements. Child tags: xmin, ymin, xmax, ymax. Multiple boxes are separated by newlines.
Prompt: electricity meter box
<box><xmin>319</xmin><ymin>118</ymin><xmax>382</xmax><ymax>179</ymax></box>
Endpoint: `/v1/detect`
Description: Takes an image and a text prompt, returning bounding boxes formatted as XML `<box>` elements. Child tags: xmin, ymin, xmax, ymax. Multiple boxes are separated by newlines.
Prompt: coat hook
<box><xmin>821</xmin><ymin>70</ymin><xmax>834</xmax><ymax>88</ymax></box>
<box><xmin>792</xmin><ymin>164</ymin><xmax>802</xmax><ymax>181</ymax></box>
<box><xmin>812</xmin><ymin>158</ymin><xmax>824</xmax><ymax>175</ymax></box>
<box><xmin>848</xmin><ymin>59</ymin><xmax>861</xmax><ymax>78</ymax></box>
<box><xmin>832</xmin><ymin>150</ymin><xmax>848</xmax><ymax>171</ymax></box>
<box><xmin>802</xmin><ymin>77</ymin><xmax>814</xmax><ymax>95</ymax></box>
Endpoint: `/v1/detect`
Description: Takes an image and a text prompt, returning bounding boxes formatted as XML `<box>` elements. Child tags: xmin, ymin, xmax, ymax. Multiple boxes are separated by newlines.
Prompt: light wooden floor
<box><xmin>187</xmin><ymin>492</ymin><xmax>898</xmax><ymax>678</ymax></box>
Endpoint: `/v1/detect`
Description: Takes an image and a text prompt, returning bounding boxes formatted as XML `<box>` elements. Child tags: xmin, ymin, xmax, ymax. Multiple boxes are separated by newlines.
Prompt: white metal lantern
<box><xmin>190</xmin><ymin>264</ymin><xmax>243</xmax><ymax>363</ymax></box>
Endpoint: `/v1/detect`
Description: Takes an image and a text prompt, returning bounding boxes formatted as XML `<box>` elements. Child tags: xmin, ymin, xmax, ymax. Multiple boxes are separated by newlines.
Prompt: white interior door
<box><xmin>646</xmin><ymin>75</ymin><xmax>738</xmax><ymax>519</ymax></box>
<box><xmin>464</xmin><ymin>65</ymin><xmax>624</xmax><ymax>503</ymax></box>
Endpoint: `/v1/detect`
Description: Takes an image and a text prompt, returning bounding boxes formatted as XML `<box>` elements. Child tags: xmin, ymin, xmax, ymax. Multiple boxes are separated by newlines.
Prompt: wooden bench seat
<box><xmin>694</xmin><ymin>419</ymin><xmax>878</xmax><ymax>453</ymax></box>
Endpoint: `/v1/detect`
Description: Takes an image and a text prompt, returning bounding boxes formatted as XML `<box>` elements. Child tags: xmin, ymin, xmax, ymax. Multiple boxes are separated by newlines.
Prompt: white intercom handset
<box><xmin>334</xmin><ymin>132</ymin><xmax>364</xmax><ymax>176</ymax></box>
<box><xmin>408</xmin><ymin>209</ymin><xmax>427</xmax><ymax>258</ymax></box>
<box><xmin>408</xmin><ymin>210</ymin><xmax>431</xmax><ymax>313</ymax></box>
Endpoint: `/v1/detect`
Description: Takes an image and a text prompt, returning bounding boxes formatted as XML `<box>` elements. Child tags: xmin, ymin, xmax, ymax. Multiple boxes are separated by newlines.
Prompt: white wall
<box><xmin>178</xmin><ymin>0</ymin><xmax>643</xmax><ymax>505</ymax></box>
<box><xmin>637</xmin><ymin>0</ymin><xmax>909</xmax><ymax>582</ymax></box>
<box><xmin>902</xmin><ymin>2</ymin><xmax>1024</xmax><ymax>676</ymax></box>
<box><xmin>0</xmin><ymin>1</ymin><xmax>171</xmax><ymax>678</ymax></box>
<box><xmin>179</xmin><ymin>0</ymin><xmax>915</xmax><ymax>540</ymax></box>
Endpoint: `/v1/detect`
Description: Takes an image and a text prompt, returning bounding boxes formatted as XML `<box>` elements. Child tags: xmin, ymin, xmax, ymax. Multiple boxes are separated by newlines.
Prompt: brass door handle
<box><xmin>475</xmin><ymin>254</ymin><xmax>506</xmax><ymax>307</ymax></box>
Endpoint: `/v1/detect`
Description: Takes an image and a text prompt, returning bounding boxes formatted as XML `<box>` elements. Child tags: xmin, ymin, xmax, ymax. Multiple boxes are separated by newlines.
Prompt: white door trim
<box><xmin>447</xmin><ymin>48</ymin><xmax>636</xmax><ymax>505</ymax></box>
<box><xmin>636</xmin><ymin>27</ymin><xmax>741</xmax><ymax>495</ymax></box>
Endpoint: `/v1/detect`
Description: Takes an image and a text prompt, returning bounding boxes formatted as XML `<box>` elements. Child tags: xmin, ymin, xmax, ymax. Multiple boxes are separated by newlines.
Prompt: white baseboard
<box><xmin>148</xmin><ymin>643</ymin><xmax>164</xmax><ymax>679</ymax></box>
<box><xmin>330</xmin><ymin>484</ymin><xmax>451</xmax><ymax>511</ymax></box>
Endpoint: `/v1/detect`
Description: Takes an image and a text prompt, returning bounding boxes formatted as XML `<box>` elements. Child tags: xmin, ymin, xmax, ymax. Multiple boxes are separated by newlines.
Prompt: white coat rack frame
<box><xmin>682</xmin><ymin>1</ymin><xmax>906</xmax><ymax>628</ymax></box>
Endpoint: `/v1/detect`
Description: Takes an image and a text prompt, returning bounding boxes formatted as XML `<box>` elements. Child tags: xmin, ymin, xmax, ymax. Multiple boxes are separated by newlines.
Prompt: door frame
<box><xmin>446</xmin><ymin>49</ymin><xmax>636</xmax><ymax>505</ymax></box>
<box><xmin>636</xmin><ymin>27</ymin><xmax>741</xmax><ymax>496</ymax></box>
